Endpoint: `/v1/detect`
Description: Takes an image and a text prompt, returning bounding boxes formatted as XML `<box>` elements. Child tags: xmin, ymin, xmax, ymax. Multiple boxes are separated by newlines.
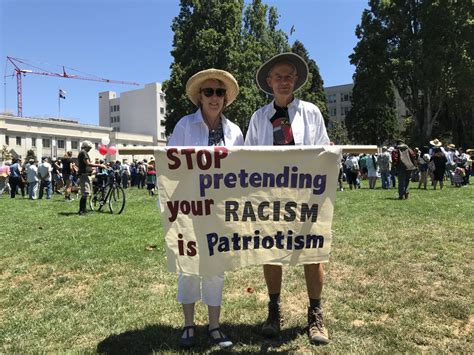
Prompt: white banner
<box><xmin>156</xmin><ymin>146</ymin><xmax>342</xmax><ymax>276</ymax></box>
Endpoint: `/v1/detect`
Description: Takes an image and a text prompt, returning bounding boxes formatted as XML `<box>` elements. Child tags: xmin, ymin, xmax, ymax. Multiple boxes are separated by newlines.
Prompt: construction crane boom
<box><xmin>6</xmin><ymin>56</ymin><xmax>140</xmax><ymax>117</ymax></box>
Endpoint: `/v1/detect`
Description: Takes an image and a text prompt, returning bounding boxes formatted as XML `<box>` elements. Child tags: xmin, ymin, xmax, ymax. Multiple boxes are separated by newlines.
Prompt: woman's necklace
<box><xmin>203</xmin><ymin>115</ymin><xmax>220</xmax><ymax>132</ymax></box>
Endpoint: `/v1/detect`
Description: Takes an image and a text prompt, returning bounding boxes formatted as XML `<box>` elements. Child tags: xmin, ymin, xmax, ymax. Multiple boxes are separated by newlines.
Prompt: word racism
<box><xmin>166</xmin><ymin>148</ymin><xmax>327</xmax><ymax>197</ymax></box>
<box><xmin>177</xmin><ymin>230</ymin><xmax>325</xmax><ymax>257</ymax></box>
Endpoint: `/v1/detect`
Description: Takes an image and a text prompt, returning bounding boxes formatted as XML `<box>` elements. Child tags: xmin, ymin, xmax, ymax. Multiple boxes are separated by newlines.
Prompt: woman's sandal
<box><xmin>179</xmin><ymin>325</ymin><xmax>196</xmax><ymax>348</ymax></box>
<box><xmin>208</xmin><ymin>327</ymin><xmax>233</xmax><ymax>348</ymax></box>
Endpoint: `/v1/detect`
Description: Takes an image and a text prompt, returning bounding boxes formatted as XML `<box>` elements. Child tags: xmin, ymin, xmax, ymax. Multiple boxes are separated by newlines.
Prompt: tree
<box><xmin>1</xmin><ymin>145</ymin><xmax>12</xmax><ymax>162</ymax></box>
<box><xmin>357</xmin><ymin>0</ymin><xmax>473</xmax><ymax>145</ymax></box>
<box><xmin>327</xmin><ymin>121</ymin><xmax>350</xmax><ymax>145</ymax></box>
<box><xmin>291</xmin><ymin>40</ymin><xmax>329</xmax><ymax>125</ymax></box>
<box><xmin>346</xmin><ymin>8</ymin><xmax>398</xmax><ymax>145</ymax></box>
<box><xmin>25</xmin><ymin>149</ymin><xmax>37</xmax><ymax>163</ymax></box>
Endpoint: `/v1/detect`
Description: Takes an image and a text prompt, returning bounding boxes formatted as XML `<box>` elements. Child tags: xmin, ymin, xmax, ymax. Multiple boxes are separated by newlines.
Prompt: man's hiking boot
<box><xmin>308</xmin><ymin>307</ymin><xmax>329</xmax><ymax>345</ymax></box>
<box><xmin>261</xmin><ymin>302</ymin><xmax>281</xmax><ymax>337</ymax></box>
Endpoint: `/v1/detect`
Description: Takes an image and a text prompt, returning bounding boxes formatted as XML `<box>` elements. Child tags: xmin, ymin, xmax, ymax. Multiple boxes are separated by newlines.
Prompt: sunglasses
<box><xmin>201</xmin><ymin>87</ymin><xmax>226</xmax><ymax>98</ymax></box>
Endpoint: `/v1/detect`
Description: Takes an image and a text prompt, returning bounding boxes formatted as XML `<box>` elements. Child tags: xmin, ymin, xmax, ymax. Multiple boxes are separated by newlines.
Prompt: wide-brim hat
<box><xmin>186</xmin><ymin>69</ymin><xmax>239</xmax><ymax>107</ymax></box>
<box><xmin>429</xmin><ymin>138</ymin><xmax>442</xmax><ymax>147</ymax></box>
<box><xmin>466</xmin><ymin>148</ymin><xmax>474</xmax><ymax>154</ymax></box>
<box><xmin>256</xmin><ymin>52</ymin><xmax>309</xmax><ymax>95</ymax></box>
<box><xmin>447</xmin><ymin>143</ymin><xmax>456</xmax><ymax>149</ymax></box>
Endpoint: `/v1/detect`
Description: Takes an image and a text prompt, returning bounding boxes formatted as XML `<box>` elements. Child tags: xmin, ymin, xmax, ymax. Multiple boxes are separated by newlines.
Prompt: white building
<box><xmin>99</xmin><ymin>82</ymin><xmax>167</xmax><ymax>145</ymax></box>
<box><xmin>324</xmin><ymin>83</ymin><xmax>410</xmax><ymax>129</ymax></box>
<box><xmin>0</xmin><ymin>114</ymin><xmax>155</xmax><ymax>163</ymax></box>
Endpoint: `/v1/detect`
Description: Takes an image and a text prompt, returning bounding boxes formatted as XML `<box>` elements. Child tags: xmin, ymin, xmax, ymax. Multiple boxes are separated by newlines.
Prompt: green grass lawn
<box><xmin>1</xmin><ymin>181</ymin><xmax>473</xmax><ymax>353</ymax></box>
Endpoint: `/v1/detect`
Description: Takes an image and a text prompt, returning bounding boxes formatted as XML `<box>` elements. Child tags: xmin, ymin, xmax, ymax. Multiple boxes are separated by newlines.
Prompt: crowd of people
<box><xmin>339</xmin><ymin>139</ymin><xmax>473</xmax><ymax>199</ymax></box>
<box><xmin>0</xmin><ymin>154</ymin><xmax>158</xmax><ymax>201</ymax></box>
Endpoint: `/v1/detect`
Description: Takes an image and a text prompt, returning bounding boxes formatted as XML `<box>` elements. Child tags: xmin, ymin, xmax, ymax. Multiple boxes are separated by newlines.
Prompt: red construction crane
<box><xmin>5</xmin><ymin>56</ymin><xmax>140</xmax><ymax>117</ymax></box>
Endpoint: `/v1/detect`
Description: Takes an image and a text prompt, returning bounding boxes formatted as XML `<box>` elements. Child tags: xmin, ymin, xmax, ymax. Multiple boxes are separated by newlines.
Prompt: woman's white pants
<box><xmin>177</xmin><ymin>273</ymin><xmax>224</xmax><ymax>306</ymax></box>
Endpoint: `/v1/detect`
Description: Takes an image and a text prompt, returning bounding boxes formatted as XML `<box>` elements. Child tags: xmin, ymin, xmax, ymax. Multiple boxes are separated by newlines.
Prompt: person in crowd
<box><xmin>77</xmin><ymin>141</ymin><xmax>106</xmax><ymax>215</ymax></box>
<box><xmin>417</xmin><ymin>150</ymin><xmax>430</xmax><ymax>190</ymax></box>
<box><xmin>391</xmin><ymin>139</ymin><xmax>417</xmax><ymax>200</ymax></box>
<box><xmin>366</xmin><ymin>153</ymin><xmax>378</xmax><ymax>189</ymax></box>
<box><xmin>38</xmin><ymin>157</ymin><xmax>53</xmax><ymax>199</ymax></box>
<box><xmin>121</xmin><ymin>159</ymin><xmax>131</xmax><ymax>188</ymax></box>
<box><xmin>168</xmin><ymin>68</ymin><xmax>243</xmax><ymax>349</ymax></box>
<box><xmin>0</xmin><ymin>161</ymin><xmax>11</xmax><ymax>197</ymax></box>
<box><xmin>18</xmin><ymin>159</ymin><xmax>27</xmax><ymax>198</ymax></box>
<box><xmin>359</xmin><ymin>154</ymin><xmax>368</xmax><ymax>181</ymax></box>
<box><xmin>377</xmin><ymin>146</ymin><xmax>392</xmax><ymax>189</ymax></box>
<box><xmin>446</xmin><ymin>144</ymin><xmax>458</xmax><ymax>185</ymax></box>
<box><xmin>130</xmin><ymin>162</ymin><xmax>137</xmax><ymax>187</ymax></box>
<box><xmin>244</xmin><ymin>52</ymin><xmax>330</xmax><ymax>345</ymax></box>
<box><xmin>137</xmin><ymin>162</ymin><xmax>146</xmax><ymax>189</ymax></box>
<box><xmin>62</xmin><ymin>151</ymin><xmax>74</xmax><ymax>201</ymax></box>
<box><xmin>146</xmin><ymin>164</ymin><xmax>156</xmax><ymax>196</ymax></box>
<box><xmin>345</xmin><ymin>153</ymin><xmax>360</xmax><ymax>190</ymax></box>
<box><xmin>431</xmin><ymin>147</ymin><xmax>448</xmax><ymax>190</ymax></box>
<box><xmin>411</xmin><ymin>148</ymin><xmax>421</xmax><ymax>183</ymax></box>
<box><xmin>26</xmin><ymin>159</ymin><xmax>39</xmax><ymax>200</ymax></box>
<box><xmin>52</xmin><ymin>158</ymin><xmax>63</xmax><ymax>194</ymax></box>
<box><xmin>9</xmin><ymin>158</ymin><xmax>22</xmax><ymax>198</ymax></box>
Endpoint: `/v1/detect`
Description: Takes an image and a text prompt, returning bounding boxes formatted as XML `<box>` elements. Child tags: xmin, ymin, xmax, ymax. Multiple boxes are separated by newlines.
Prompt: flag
<box><xmin>59</xmin><ymin>89</ymin><xmax>66</xmax><ymax>99</ymax></box>
<box><xmin>290</xmin><ymin>25</ymin><xmax>295</xmax><ymax>36</ymax></box>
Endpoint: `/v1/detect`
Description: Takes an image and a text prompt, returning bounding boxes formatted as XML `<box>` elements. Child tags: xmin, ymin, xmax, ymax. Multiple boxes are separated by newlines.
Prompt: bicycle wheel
<box><xmin>108</xmin><ymin>185</ymin><xmax>125</xmax><ymax>214</ymax></box>
<box><xmin>89</xmin><ymin>189</ymin><xmax>102</xmax><ymax>211</ymax></box>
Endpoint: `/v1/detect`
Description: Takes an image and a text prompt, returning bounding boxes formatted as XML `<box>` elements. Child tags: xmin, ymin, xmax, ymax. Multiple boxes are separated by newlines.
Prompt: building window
<box><xmin>160</xmin><ymin>93</ymin><xmax>165</xmax><ymax>102</ymax></box>
<box><xmin>111</xmin><ymin>106</ymin><xmax>114</xmax><ymax>112</ymax></box>
<box><xmin>32</xmin><ymin>138</ymin><xmax>36</xmax><ymax>147</ymax></box>
<box><xmin>16</xmin><ymin>136</ymin><xmax>21</xmax><ymax>146</ymax></box>
<box><xmin>161</xmin><ymin>132</ymin><xmax>166</xmax><ymax>139</ymax></box>
<box><xmin>42</xmin><ymin>138</ymin><xmax>51</xmax><ymax>148</ymax></box>
<box><xmin>117</xmin><ymin>105</ymin><xmax>119</xmax><ymax>111</ymax></box>
<box><xmin>160</xmin><ymin>107</ymin><xmax>165</xmax><ymax>114</ymax></box>
<box><xmin>58</xmin><ymin>139</ymin><xmax>65</xmax><ymax>149</ymax></box>
<box><xmin>160</xmin><ymin>119</ymin><xmax>166</xmax><ymax>125</ymax></box>
<box><xmin>71</xmin><ymin>141</ymin><xmax>78</xmax><ymax>150</ymax></box>
<box><xmin>5</xmin><ymin>136</ymin><xmax>9</xmax><ymax>145</ymax></box>
<box><xmin>95</xmin><ymin>142</ymin><xmax>99</xmax><ymax>149</ymax></box>
<box><xmin>327</xmin><ymin>94</ymin><xmax>337</xmax><ymax>103</ymax></box>
<box><xmin>330</xmin><ymin>107</ymin><xmax>337</xmax><ymax>116</ymax></box>
<box><xmin>113</xmin><ymin>127</ymin><xmax>120</xmax><ymax>132</ymax></box>
<box><xmin>110</xmin><ymin>117</ymin><xmax>114</xmax><ymax>123</ymax></box>
<box><xmin>340</xmin><ymin>93</ymin><xmax>350</xmax><ymax>102</ymax></box>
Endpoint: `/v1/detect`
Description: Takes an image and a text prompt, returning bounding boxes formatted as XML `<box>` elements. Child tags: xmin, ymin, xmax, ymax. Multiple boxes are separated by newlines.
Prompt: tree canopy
<box><xmin>351</xmin><ymin>0</ymin><xmax>473</xmax><ymax>147</ymax></box>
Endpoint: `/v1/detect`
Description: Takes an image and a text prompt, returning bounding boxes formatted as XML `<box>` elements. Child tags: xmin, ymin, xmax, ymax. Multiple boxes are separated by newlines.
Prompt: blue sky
<box><xmin>1</xmin><ymin>0</ymin><xmax>368</xmax><ymax>125</ymax></box>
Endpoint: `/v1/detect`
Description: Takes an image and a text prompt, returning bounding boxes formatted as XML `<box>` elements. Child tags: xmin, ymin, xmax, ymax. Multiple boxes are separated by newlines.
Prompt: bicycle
<box><xmin>89</xmin><ymin>171</ymin><xmax>126</xmax><ymax>214</ymax></box>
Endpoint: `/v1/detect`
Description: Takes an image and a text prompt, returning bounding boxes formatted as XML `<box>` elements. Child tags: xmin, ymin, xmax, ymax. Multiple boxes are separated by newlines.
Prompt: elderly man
<box><xmin>78</xmin><ymin>141</ymin><xmax>106</xmax><ymax>215</ymax></box>
<box><xmin>245</xmin><ymin>52</ymin><xmax>330</xmax><ymax>345</ymax></box>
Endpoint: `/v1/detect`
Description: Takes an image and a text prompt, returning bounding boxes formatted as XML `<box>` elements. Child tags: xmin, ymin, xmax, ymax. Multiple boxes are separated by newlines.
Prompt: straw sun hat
<box><xmin>429</xmin><ymin>138</ymin><xmax>442</xmax><ymax>147</ymax></box>
<box><xmin>186</xmin><ymin>69</ymin><xmax>239</xmax><ymax>107</ymax></box>
<box><xmin>256</xmin><ymin>52</ymin><xmax>309</xmax><ymax>95</ymax></box>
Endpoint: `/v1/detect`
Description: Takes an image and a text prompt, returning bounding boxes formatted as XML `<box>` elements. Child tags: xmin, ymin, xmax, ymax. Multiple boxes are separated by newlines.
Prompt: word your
<box><xmin>199</xmin><ymin>166</ymin><xmax>327</xmax><ymax>197</ymax></box>
<box><xmin>207</xmin><ymin>230</ymin><xmax>325</xmax><ymax>256</ymax></box>
<box><xmin>167</xmin><ymin>199</ymin><xmax>214</xmax><ymax>222</ymax></box>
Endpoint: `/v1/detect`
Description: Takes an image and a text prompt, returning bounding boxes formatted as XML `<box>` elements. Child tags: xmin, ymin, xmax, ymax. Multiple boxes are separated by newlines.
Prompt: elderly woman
<box><xmin>168</xmin><ymin>69</ymin><xmax>243</xmax><ymax>349</ymax></box>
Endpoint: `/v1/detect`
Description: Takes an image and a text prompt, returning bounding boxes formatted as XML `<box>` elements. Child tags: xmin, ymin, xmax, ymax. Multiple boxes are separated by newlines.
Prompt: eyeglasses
<box><xmin>201</xmin><ymin>88</ymin><xmax>226</xmax><ymax>98</ymax></box>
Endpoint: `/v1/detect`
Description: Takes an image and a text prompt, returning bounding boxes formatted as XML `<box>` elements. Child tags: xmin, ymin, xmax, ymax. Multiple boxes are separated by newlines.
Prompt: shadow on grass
<box><xmin>57</xmin><ymin>212</ymin><xmax>80</xmax><ymax>216</ymax></box>
<box><xmin>97</xmin><ymin>322</ymin><xmax>302</xmax><ymax>354</ymax></box>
